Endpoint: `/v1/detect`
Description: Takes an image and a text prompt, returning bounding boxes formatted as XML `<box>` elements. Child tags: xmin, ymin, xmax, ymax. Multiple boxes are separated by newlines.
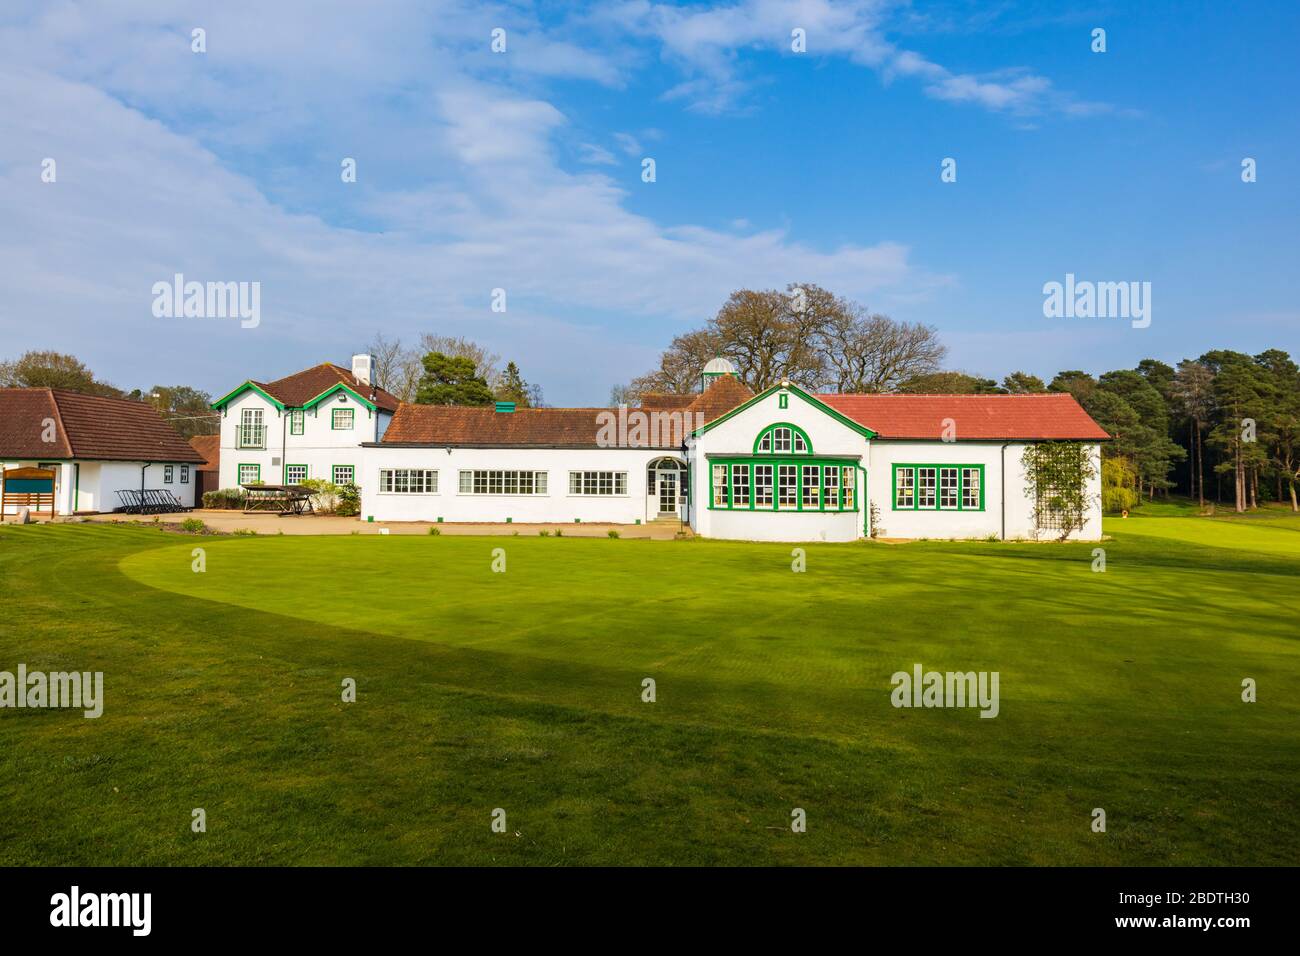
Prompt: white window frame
<box><xmin>754</xmin><ymin>464</ymin><xmax>774</xmax><ymax>507</ymax></box>
<box><xmin>777</xmin><ymin>464</ymin><xmax>797</xmax><ymax>510</ymax></box>
<box><xmin>731</xmin><ymin>464</ymin><xmax>750</xmax><ymax>506</ymax></box>
<box><xmin>379</xmin><ymin>469</ymin><xmax>438</xmax><ymax>494</ymax></box>
<box><xmin>961</xmin><ymin>467</ymin><xmax>981</xmax><ymax>510</ymax></box>
<box><xmin>458</xmin><ymin>470</ymin><xmax>547</xmax><ymax>495</ymax></box>
<box><xmin>917</xmin><ymin>467</ymin><xmax>937</xmax><ymax>509</ymax></box>
<box><xmin>569</xmin><ymin>471</ymin><xmax>627</xmax><ymax>496</ymax></box>
<box><xmin>895</xmin><ymin>467</ymin><xmax>914</xmax><ymax>508</ymax></box>
<box><xmin>939</xmin><ymin>467</ymin><xmax>959</xmax><ymax>510</ymax></box>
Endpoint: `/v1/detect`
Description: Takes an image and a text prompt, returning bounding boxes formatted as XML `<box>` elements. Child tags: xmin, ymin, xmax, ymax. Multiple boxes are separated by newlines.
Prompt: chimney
<box><xmin>351</xmin><ymin>353</ymin><xmax>374</xmax><ymax>386</ymax></box>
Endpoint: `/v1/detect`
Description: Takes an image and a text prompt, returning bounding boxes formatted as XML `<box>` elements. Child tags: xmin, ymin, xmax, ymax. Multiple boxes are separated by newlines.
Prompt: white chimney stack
<box><xmin>351</xmin><ymin>353</ymin><xmax>374</xmax><ymax>386</ymax></box>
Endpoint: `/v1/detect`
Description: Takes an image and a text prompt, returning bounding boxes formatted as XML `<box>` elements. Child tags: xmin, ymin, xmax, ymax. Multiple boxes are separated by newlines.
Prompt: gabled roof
<box><xmin>0</xmin><ymin>389</ymin><xmax>205</xmax><ymax>463</ymax></box>
<box><xmin>692</xmin><ymin>381</ymin><xmax>877</xmax><ymax>440</ymax></box>
<box><xmin>189</xmin><ymin>435</ymin><xmax>220</xmax><ymax>472</ymax></box>
<box><xmin>817</xmin><ymin>393</ymin><xmax>1110</xmax><ymax>440</ymax></box>
<box><xmin>213</xmin><ymin>363</ymin><xmax>400</xmax><ymax>412</ymax></box>
<box><xmin>380</xmin><ymin>405</ymin><xmax>682</xmax><ymax>448</ymax></box>
<box><xmin>685</xmin><ymin>375</ymin><xmax>754</xmax><ymax>425</ymax></box>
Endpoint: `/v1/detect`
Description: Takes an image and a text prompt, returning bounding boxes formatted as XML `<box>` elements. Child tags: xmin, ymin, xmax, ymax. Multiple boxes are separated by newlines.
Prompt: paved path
<box><xmin>84</xmin><ymin>510</ymin><xmax>690</xmax><ymax>539</ymax></box>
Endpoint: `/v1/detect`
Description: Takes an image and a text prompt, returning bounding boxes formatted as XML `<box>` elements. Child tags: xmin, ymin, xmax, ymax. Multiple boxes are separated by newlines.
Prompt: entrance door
<box><xmin>658</xmin><ymin>470</ymin><xmax>678</xmax><ymax>514</ymax></box>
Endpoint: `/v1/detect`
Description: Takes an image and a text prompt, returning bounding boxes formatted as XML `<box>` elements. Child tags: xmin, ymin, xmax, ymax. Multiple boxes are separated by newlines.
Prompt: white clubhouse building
<box><xmin>214</xmin><ymin>355</ymin><xmax>1108</xmax><ymax>541</ymax></box>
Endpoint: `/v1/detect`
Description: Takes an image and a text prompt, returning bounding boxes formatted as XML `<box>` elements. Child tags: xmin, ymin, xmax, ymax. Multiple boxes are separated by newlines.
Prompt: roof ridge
<box><xmin>48</xmin><ymin>388</ymin><xmax>72</xmax><ymax>457</ymax></box>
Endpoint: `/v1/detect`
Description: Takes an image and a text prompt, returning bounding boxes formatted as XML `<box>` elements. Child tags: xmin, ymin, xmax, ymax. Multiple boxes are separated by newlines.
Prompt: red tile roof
<box><xmin>639</xmin><ymin>393</ymin><xmax>694</xmax><ymax>410</ymax></box>
<box><xmin>189</xmin><ymin>435</ymin><xmax>220</xmax><ymax>472</ymax></box>
<box><xmin>817</xmin><ymin>393</ymin><xmax>1110</xmax><ymax>441</ymax></box>
<box><xmin>382</xmin><ymin>405</ymin><xmax>670</xmax><ymax>447</ymax></box>
<box><xmin>687</xmin><ymin>376</ymin><xmax>754</xmax><ymax>425</ymax></box>
<box><xmin>234</xmin><ymin>363</ymin><xmax>400</xmax><ymax>412</ymax></box>
<box><xmin>381</xmin><ymin>376</ymin><xmax>756</xmax><ymax>448</ymax></box>
<box><xmin>0</xmin><ymin>389</ymin><xmax>206</xmax><ymax>462</ymax></box>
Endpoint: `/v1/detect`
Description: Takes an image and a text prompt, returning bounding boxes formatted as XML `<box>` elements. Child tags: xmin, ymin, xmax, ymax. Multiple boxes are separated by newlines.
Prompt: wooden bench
<box><xmin>1</xmin><ymin>467</ymin><xmax>56</xmax><ymax>519</ymax></box>
<box><xmin>242</xmin><ymin>484</ymin><xmax>315</xmax><ymax>516</ymax></box>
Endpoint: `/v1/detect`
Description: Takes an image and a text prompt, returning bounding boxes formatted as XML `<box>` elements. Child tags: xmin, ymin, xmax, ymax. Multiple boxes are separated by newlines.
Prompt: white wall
<box><xmin>685</xmin><ymin>387</ymin><xmax>1103</xmax><ymax>542</ymax></box>
<box><xmin>360</xmin><ymin>445</ymin><xmax>684</xmax><ymax>524</ymax></box>
<box><xmin>217</xmin><ymin>388</ymin><xmax>391</xmax><ymax>488</ymax></box>
<box><xmin>867</xmin><ymin>441</ymin><xmax>1102</xmax><ymax>541</ymax></box>
<box><xmin>1</xmin><ymin>459</ymin><xmax>197</xmax><ymax>514</ymax></box>
<box><xmin>687</xmin><ymin>387</ymin><xmax>870</xmax><ymax>542</ymax></box>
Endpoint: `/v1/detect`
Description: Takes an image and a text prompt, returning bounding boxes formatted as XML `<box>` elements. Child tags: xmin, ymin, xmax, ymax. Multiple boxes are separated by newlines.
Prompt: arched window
<box><xmin>753</xmin><ymin>423</ymin><xmax>812</xmax><ymax>455</ymax></box>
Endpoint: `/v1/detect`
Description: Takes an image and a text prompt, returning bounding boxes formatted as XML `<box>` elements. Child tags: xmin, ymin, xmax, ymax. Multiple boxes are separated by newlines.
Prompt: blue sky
<box><xmin>1</xmin><ymin>1</ymin><xmax>1297</xmax><ymax>405</ymax></box>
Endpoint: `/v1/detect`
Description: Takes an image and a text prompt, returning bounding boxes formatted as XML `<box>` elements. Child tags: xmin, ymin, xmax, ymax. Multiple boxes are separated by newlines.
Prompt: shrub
<box><xmin>180</xmin><ymin>518</ymin><xmax>205</xmax><ymax>533</ymax></box>
<box><xmin>554</xmin><ymin>528</ymin><xmax>563</xmax><ymax>537</ymax></box>
<box><xmin>202</xmin><ymin>488</ymin><xmax>246</xmax><ymax>510</ymax></box>
<box><xmin>538</xmin><ymin>530</ymin><xmax>551</xmax><ymax>537</ymax></box>
<box><xmin>299</xmin><ymin>478</ymin><xmax>341</xmax><ymax>514</ymax></box>
<box><xmin>335</xmin><ymin>481</ymin><xmax>361</xmax><ymax>517</ymax></box>
<box><xmin>1102</xmin><ymin>455</ymin><xmax>1138</xmax><ymax>514</ymax></box>
<box><xmin>428</xmin><ymin>526</ymin><xmax>441</xmax><ymax>536</ymax></box>
<box><xmin>231</xmin><ymin>528</ymin><xmax>258</xmax><ymax>536</ymax></box>
<box><xmin>607</xmin><ymin>529</ymin><xmax>619</xmax><ymax>539</ymax></box>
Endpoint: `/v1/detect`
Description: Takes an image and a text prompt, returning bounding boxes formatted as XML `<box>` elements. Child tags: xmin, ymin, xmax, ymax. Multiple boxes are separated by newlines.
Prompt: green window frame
<box><xmin>778</xmin><ymin>393</ymin><xmax>789</xmax><ymax>409</ymax></box>
<box><xmin>331</xmin><ymin>407</ymin><xmax>354</xmax><ymax>430</ymax></box>
<box><xmin>707</xmin><ymin>458</ymin><xmax>859</xmax><ymax>512</ymax></box>
<box><xmin>332</xmin><ymin>464</ymin><xmax>355</xmax><ymax>485</ymax></box>
<box><xmin>290</xmin><ymin>409</ymin><xmax>305</xmax><ymax>435</ymax></box>
<box><xmin>753</xmin><ymin>422</ymin><xmax>813</xmax><ymax>455</ymax></box>
<box><xmin>238</xmin><ymin>463</ymin><xmax>261</xmax><ymax>485</ymax></box>
<box><xmin>284</xmin><ymin>464</ymin><xmax>308</xmax><ymax>484</ymax></box>
<box><xmin>891</xmin><ymin>463</ymin><xmax>985</xmax><ymax>511</ymax></box>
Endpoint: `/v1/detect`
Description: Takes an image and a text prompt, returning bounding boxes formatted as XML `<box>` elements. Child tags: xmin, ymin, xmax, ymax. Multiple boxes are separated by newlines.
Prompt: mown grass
<box><xmin>0</xmin><ymin>517</ymin><xmax>1296</xmax><ymax>865</ymax></box>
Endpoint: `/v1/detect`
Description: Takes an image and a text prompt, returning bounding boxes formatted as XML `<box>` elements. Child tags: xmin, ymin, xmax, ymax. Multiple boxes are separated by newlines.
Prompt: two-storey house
<box><xmin>212</xmin><ymin>355</ymin><xmax>399</xmax><ymax>490</ymax></box>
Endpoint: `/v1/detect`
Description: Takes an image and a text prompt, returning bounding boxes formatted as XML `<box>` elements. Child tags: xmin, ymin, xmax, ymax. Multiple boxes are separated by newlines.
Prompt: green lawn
<box><xmin>1</xmin><ymin>515</ymin><xmax>1296</xmax><ymax>865</ymax></box>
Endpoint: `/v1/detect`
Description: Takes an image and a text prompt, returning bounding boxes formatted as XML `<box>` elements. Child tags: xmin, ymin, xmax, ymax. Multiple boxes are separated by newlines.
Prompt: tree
<box><xmin>415</xmin><ymin>352</ymin><xmax>494</xmax><ymax>406</ymax></box>
<box><xmin>362</xmin><ymin>331</ymin><xmax>412</xmax><ymax>399</ymax></box>
<box><xmin>1095</xmin><ymin>369</ymin><xmax>1185</xmax><ymax>498</ymax></box>
<box><xmin>1253</xmin><ymin>349</ymin><xmax>1300</xmax><ymax>511</ymax></box>
<box><xmin>0</xmin><ymin>350</ymin><xmax>121</xmax><ymax>396</ymax></box>
<box><xmin>494</xmin><ymin>361</ymin><xmax>542</xmax><ymax>408</ymax></box>
<box><xmin>1101</xmin><ymin>456</ymin><xmax>1139</xmax><ymax>513</ymax></box>
<box><xmin>1205</xmin><ymin>356</ymin><xmax>1269</xmax><ymax>512</ymax></box>
<box><xmin>817</xmin><ymin>306</ymin><xmax>946</xmax><ymax>393</ymax></box>
<box><xmin>1170</xmin><ymin>360</ymin><xmax>1215</xmax><ymax>507</ymax></box>
<box><xmin>418</xmin><ymin>334</ymin><xmax>500</xmax><ymax>387</ymax></box>
<box><xmin>626</xmin><ymin>328</ymin><xmax>721</xmax><ymax>398</ymax></box>
<box><xmin>360</xmin><ymin>333</ymin><xmax>502</xmax><ymax>404</ymax></box>
<box><xmin>1048</xmin><ymin>370</ymin><xmax>1097</xmax><ymax>404</ymax></box>
<box><xmin>1022</xmin><ymin>442</ymin><xmax>1100</xmax><ymax>541</ymax></box>
<box><xmin>136</xmin><ymin>385</ymin><xmax>219</xmax><ymax>439</ymax></box>
<box><xmin>896</xmin><ymin>370</ymin><xmax>1003</xmax><ymax>394</ymax></box>
<box><xmin>1002</xmin><ymin>371</ymin><xmax>1047</xmax><ymax>394</ymax></box>
<box><xmin>712</xmin><ymin>287</ymin><xmax>821</xmax><ymax>390</ymax></box>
